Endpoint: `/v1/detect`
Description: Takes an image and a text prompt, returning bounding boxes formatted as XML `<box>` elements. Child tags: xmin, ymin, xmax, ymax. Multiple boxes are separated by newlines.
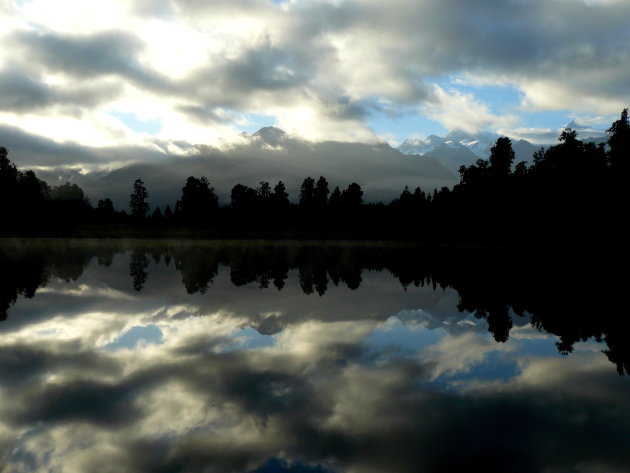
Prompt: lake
<box><xmin>1</xmin><ymin>239</ymin><xmax>628</xmax><ymax>473</ymax></box>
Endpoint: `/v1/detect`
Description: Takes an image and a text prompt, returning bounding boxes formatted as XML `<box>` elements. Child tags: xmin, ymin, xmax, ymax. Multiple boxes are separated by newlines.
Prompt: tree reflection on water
<box><xmin>0</xmin><ymin>240</ymin><xmax>629</xmax><ymax>473</ymax></box>
<box><xmin>1</xmin><ymin>241</ymin><xmax>626</xmax><ymax>374</ymax></box>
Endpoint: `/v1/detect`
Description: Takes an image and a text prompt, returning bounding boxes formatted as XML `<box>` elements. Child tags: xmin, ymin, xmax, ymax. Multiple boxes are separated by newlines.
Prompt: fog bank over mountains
<box><xmin>70</xmin><ymin>127</ymin><xmax>457</xmax><ymax>210</ymax></box>
<box><xmin>7</xmin><ymin>120</ymin><xmax>609</xmax><ymax>212</ymax></box>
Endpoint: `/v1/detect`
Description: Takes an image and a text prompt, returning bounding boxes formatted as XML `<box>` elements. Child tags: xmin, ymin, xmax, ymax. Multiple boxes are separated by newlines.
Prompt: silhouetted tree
<box><xmin>458</xmin><ymin>159</ymin><xmax>490</xmax><ymax>187</ymax></box>
<box><xmin>50</xmin><ymin>182</ymin><xmax>86</xmax><ymax>203</ymax></box>
<box><xmin>151</xmin><ymin>206</ymin><xmax>163</xmax><ymax>222</ymax></box>
<box><xmin>178</xmin><ymin>176</ymin><xmax>218</xmax><ymax>224</ymax></box>
<box><xmin>270</xmin><ymin>181</ymin><xmax>290</xmax><ymax>208</ymax></box>
<box><xmin>489</xmin><ymin>137</ymin><xmax>515</xmax><ymax>178</ymax></box>
<box><xmin>607</xmin><ymin>108</ymin><xmax>629</xmax><ymax>171</ymax></box>
<box><xmin>129</xmin><ymin>249</ymin><xmax>149</xmax><ymax>291</ymax></box>
<box><xmin>174</xmin><ymin>249</ymin><xmax>219</xmax><ymax>294</ymax></box>
<box><xmin>97</xmin><ymin>198</ymin><xmax>115</xmax><ymax>215</ymax></box>
<box><xmin>299</xmin><ymin>177</ymin><xmax>315</xmax><ymax>207</ymax></box>
<box><xmin>95</xmin><ymin>198</ymin><xmax>119</xmax><ymax>224</ymax></box>
<box><xmin>257</xmin><ymin>181</ymin><xmax>271</xmax><ymax>202</ymax></box>
<box><xmin>398</xmin><ymin>185</ymin><xmax>412</xmax><ymax>206</ymax></box>
<box><xmin>313</xmin><ymin>176</ymin><xmax>329</xmax><ymax>207</ymax></box>
<box><xmin>0</xmin><ymin>147</ymin><xmax>18</xmax><ymax>217</ymax></box>
<box><xmin>230</xmin><ymin>184</ymin><xmax>258</xmax><ymax>210</ymax></box>
<box><xmin>329</xmin><ymin>186</ymin><xmax>342</xmax><ymax>206</ymax></box>
<box><xmin>164</xmin><ymin>204</ymin><xmax>173</xmax><ymax>220</ymax></box>
<box><xmin>17</xmin><ymin>170</ymin><xmax>48</xmax><ymax>216</ymax></box>
<box><xmin>129</xmin><ymin>179</ymin><xmax>149</xmax><ymax>221</ymax></box>
<box><xmin>47</xmin><ymin>181</ymin><xmax>92</xmax><ymax>225</ymax></box>
<box><xmin>341</xmin><ymin>183</ymin><xmax>363</xmax><ymax>207</ymax></box>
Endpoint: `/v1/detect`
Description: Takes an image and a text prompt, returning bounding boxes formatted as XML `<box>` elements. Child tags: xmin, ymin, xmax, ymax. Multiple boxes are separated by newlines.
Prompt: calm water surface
<box><xmin>0</xmin><ymin>240</ymin><xmax>628</xmax><ymax>473</ymax></box>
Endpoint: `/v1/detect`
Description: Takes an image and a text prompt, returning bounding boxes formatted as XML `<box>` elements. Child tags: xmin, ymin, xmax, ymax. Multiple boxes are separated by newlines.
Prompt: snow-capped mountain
<box><xmin>396</xmin><ymin>123</ymin><xmax>606</xmax><ymax>175</ymax></box>
<box><xmin>563</xmin><ymin>120</ymin><xmax>607</xmax><ymax>141</ymax></box>
<box><xmin>398</xmin><ymin>130</ymin><xmax>498</xmax><ymax>167</ymax></box>
<box><xmin>398</xmin><ymin>129</ymin><xmax>539</xmax><ymax>175</ymax></box>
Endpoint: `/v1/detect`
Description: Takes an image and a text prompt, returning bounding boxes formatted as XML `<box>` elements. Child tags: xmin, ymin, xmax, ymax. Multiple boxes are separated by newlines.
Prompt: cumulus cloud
<box><xmin>422</xmin><ymin>84</ymin><xmax>519</xmax><ymax>134</ymax></box>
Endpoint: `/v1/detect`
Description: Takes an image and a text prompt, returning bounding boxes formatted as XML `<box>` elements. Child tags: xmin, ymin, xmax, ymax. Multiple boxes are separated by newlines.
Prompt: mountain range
<box><xmin>64</xmin><ymin>127</ymin><xmax>457</xmax><ymax>210</ymax></box>
<box><xmin>396</xmin><ymin>121</ymin><xmax>607</xmax><ymax>176</ymax></box>
<box><xmin>19</xmin><ymin>121</ymin><xmax>608</xmax><ymax>211</ymax></box>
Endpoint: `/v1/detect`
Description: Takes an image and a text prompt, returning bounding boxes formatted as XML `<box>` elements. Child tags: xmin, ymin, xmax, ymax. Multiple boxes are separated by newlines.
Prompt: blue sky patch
<box><xmin>105</xmin><ymin>325</ymin><xmax>164</xmax><ymax>351</ymax></box>
<box><xmin>224</xmin><ymin>326</ymin><xmax>276</xmax><ymax>351</ymax></box>
<box><xmin>110</xmin><ymin>111</ymin><xmax>163</xmax><ymax>135</ymax></box>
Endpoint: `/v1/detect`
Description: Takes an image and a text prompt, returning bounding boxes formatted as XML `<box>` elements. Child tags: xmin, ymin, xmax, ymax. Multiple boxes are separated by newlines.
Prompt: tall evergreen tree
<box><xmin>257</xmin><ymin>181</ymin><xmax>271</xmax><ymax>204</ymax></box>
<box><xmin>270</xmin><ymin>181</ymin><xmax>290</xmax><ymax>208</ymax></box>
<box><xmin>129</xmin><ymin>179</ymin><xmax>149</xmax><ymax>220</ymax></box>
<box><xmin>489</xmin><ymin>137</ymin><xmax>515</xmax><ymax>179</ymax></box>
<box><xmin>313</xmin><ymin>176</ymin><xmax>329</xmax><ymax>207</ymax></box>
<box><xmin>0</xmin><ymin>147</ymin><xmax>18</xmax><ymax>220</ymax></box>
<box><xmin>329</xmin><ymin>186</ymin><xmax>342</xmax><ymax>206</ymax></box>
<box><xmin>341</xmin><ymin>183</ymin><xmax>363</xmax><ymax>207</ymax></box>
<box><xmin>164</xmin><ymin>204</ymin><xmax>173</xmax><ymax>220</ymax></box>
<box><xmin>299</xmin><ymin>177</ymin><xmax>315</xmax><ymax>207</ymax></box>
<box><xmin>607</xmin><ymin>108</ymin><xmax>629</xmax><ymax>171</ymax></box>
<box><xmin>151</xmin><ymin>206</ymin><xmax>163</xmax><ymax>222</ymax></box>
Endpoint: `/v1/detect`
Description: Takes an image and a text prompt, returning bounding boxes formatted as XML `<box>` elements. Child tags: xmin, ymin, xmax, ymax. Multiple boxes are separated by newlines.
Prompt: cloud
<box><xmin>0</xmin><ymin>0</ymin><xmax>628</xmax><ymax>176</ymax></box>
<box><xmin>2</xmin><ymin>243</ymin><xmax>630</xmax><ymax>472</ymax></box>
<box><xmin>422</xmin><ymin>85</ymin><xmax>519</xmax><ymax>134</ymax></box>
<box><xmin>0</xmin><ymin>70</ymin><xmax>122</xmax><ymax>112</ymax></box>
<box><xmin>421</xmin><ymin>331</ymin><xmax>515</xmax><ymax>379</ymax></box>
<box><xmin>8</xmin><ymin>30</ymin><xmax>167</xmax><ymax>90</ymax></box>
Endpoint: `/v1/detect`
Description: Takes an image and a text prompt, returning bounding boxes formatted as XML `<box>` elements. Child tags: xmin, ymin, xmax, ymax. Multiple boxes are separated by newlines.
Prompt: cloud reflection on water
<box><xmin>0</xmin><ymin>241</ymin><xmax>628</xmax><ymax>473</ymax></box>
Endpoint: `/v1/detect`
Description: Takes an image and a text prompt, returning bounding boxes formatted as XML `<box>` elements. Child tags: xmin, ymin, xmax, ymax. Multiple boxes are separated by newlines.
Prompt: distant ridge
<box><xmin>397</xmin><ymin>125</ymin><xmax>606</xmax><ymax>175</ymax></box>
<box><xmin>77</xmin><ymin>127</ymin><xmax>457</xmax><ymax>210</ymax></box>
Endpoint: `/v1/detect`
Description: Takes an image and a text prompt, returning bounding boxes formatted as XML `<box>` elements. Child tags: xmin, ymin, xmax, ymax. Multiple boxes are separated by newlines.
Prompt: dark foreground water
<box><xmin>1</xmin><ymin>240</ymin><xmax>628</xmax><ymax>473</ymax></box>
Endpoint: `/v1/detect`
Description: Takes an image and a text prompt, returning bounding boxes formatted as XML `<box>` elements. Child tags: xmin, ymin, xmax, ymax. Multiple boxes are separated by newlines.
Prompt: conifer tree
<box><xmin>129</xmin><ymin>179</ymin><xmax>149</xmax><ymax>220</ymax></box>
<box><xmin>607</xmin><ymin>108</ymin><xmax>629</xmax><ymax>171</ymax></box>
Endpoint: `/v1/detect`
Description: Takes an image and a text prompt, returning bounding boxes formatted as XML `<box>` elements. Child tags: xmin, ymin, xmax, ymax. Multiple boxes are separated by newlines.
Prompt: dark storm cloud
<box><xmin>0</xmin><ymin>124</ymin><xmax>167</xmax><ymax>168</ymax></box>
<box><xmin>5</xmin><ymin>380</ymin><xmax>143</xmax><ymax>427</ymax></box>
<box><xmin>221</xmin><ymin>46</ymin><xmax>309</xmax><ymax>92</ymax></box>
<box><xmin>0</xmin><ymin>124</ymin><xmax>111</xmax><ymax>165</ymax></box>
<box><xmin>320</xmin><ymin>95</ymin><xmax>370</xmax><ymax>121</ymax></box>
<box><xmin>0</xmin><ymin>70</ymin><xmax>121</xmax><ymax>112</ymax></box>
<box><xmin>175</xmin><ymin>44</ymin><xmax>320</xmax><ymax>113</ymax></box>
<box><xmin>0</xmin><ymin>70</ymin><xmax>58</xmax><ymax>111</ymax></box>
<box><xmin>9</xmin><ymin>30</ymin><xmax>169</xmax><ymax>91</ymax></box>
<box><xmin>0</xmin><ymin>342</ymin><xmax>119</xmax><ymax>388</ymax></box>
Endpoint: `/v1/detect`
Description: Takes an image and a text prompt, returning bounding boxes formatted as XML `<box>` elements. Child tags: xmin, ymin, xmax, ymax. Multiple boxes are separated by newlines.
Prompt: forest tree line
<box><xmin>1</xmin><ymin>109</ymin><xmax>628</xmax><ymax>242</ymax></box>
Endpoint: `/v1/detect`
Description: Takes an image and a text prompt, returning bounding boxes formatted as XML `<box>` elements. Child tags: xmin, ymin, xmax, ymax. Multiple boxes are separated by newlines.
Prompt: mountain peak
<box><xmin>561</xmin><ymin>120</ymin><xmax>606</xmax><ymax>139</ymax></box>
<box><xmin>252</xmin><ymin>127</ymin><xmax>287</xmax><ymax>146</ymax></box>
<box><xmin>444</xmin><ymin>129</ymin><xmax>474</xmax><ymax>142</ymax></box>
<box><xmin>563</xmin><ymin>120</ymin><xmax>581</xmax><ymax>130</ymax></box>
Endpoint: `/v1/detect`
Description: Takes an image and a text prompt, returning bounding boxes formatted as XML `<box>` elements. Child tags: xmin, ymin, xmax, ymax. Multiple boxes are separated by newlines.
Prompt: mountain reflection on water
<box><xmin>0</xmin><ymin>240</ymin><xmax>628</xmax><ymax>473</ymax></box>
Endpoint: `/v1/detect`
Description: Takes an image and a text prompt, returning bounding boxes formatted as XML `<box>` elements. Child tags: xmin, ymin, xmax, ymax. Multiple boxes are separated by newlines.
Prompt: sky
<box><xmin>1</xmin><ymin>0</ymin><xmax>629</xmax><ymax>174</ymax></box>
